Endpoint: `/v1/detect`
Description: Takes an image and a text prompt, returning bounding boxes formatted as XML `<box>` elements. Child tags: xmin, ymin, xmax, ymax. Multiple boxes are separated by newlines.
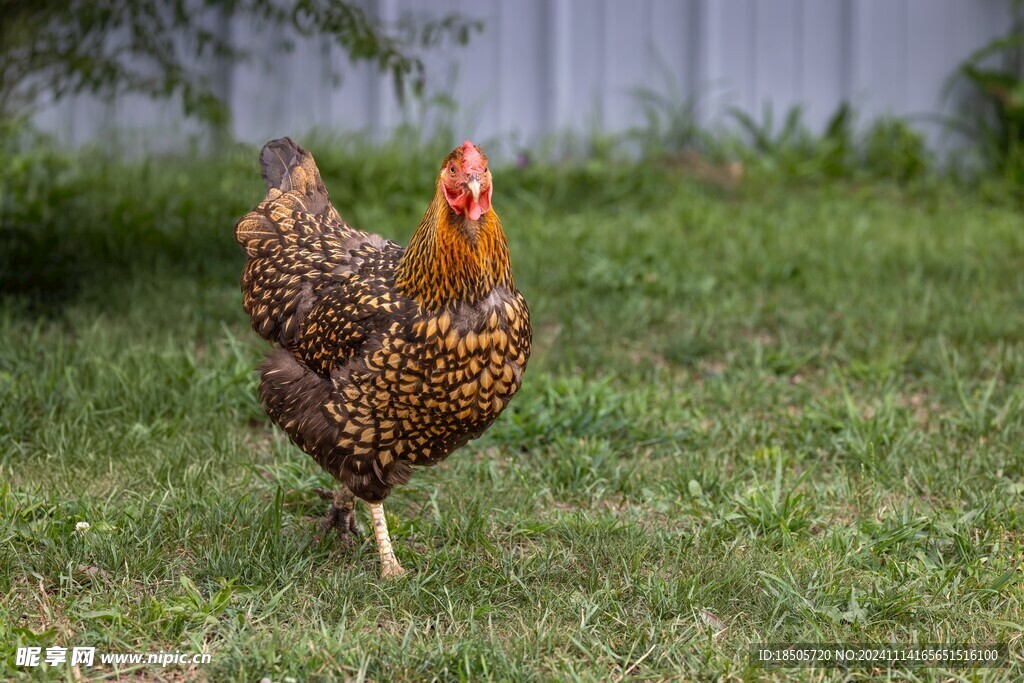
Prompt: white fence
<box><xmin>32</xmin><ymin>0</ymin><xmax>1014</xmax><ymax>154</ymax></box>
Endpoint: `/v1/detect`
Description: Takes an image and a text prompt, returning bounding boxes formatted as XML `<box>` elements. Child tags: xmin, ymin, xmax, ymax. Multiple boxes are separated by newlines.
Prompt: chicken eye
<box><xmin>449</xmin><ymin>165</ymin><xmax>456</xmax><ymax>175</ymax></box>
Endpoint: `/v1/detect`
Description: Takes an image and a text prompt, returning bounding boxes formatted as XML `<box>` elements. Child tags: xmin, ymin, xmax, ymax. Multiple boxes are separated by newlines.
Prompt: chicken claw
<box><xmin>314</xmin><ymin>487</ymin><xmax>359</xmax><ymax>545</ymax></box>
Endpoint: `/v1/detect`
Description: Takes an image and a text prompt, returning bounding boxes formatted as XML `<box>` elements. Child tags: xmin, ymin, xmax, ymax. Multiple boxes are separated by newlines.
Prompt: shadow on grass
<box><xmin>0</xmin><ymin>218</ymin><xmax>244</xmax><ymax>312</ymax></box>
<box><xmin>1</xmin><ymin>223</ymin><xmax>87</xmax><ymax>306</ymax></box>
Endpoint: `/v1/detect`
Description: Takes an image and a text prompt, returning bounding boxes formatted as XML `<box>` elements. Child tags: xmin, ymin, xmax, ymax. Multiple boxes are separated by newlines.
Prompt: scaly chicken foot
<box><xmin>368</xmin><ymin>501</ymin><xmax>405</xmax><ymax>579</ymax></box>
<box><xmin>313</xmin><ymin>487</ymin><xmax>359</xmax><ymax>545</ymax></box>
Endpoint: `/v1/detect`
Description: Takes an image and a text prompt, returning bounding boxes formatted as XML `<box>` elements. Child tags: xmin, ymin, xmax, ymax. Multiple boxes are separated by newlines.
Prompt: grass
<box><xmin>1</xmin><ymin>137</ymin><xmax>1023</xmax><ymax>681</ymax></box>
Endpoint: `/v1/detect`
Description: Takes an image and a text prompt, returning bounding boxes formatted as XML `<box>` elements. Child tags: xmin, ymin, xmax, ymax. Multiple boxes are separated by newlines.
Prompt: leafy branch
<box><xmin>0</xmin><ymin>0</ymin><xmax>482</xmax><ymax>124</ymax></box>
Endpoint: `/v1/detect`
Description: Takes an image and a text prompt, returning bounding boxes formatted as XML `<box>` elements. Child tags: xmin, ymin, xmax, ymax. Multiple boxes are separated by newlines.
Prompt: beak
<box><xmin>466</xmin><ymin>176</ymin><xmax>481</xmax><ymax>202</ymax></box>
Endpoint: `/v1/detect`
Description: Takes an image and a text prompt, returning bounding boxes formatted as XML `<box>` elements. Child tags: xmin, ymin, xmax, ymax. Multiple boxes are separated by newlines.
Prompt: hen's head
<box><xmin>440</xmin><ymin>141</ymin><xmax>492</xmax><ymax>221</ymax></box>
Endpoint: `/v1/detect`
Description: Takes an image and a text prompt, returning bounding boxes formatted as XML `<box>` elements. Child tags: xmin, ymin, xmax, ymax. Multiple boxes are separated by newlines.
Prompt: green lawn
<box><xmin>1</xmin><ymin>143</ymin><xmax>1023</xmax><ymax>681</ymax></box>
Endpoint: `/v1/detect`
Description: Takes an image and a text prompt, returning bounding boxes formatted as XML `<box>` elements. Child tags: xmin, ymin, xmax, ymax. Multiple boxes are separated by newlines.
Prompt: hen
<box><xmin>234</xmin><ymin>138</ymin><xmax>531</xmax><ymax>578</ymax></box>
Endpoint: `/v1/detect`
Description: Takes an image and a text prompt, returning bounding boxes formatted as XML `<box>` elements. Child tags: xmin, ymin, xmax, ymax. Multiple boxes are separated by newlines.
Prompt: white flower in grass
<box><xmin>75</xmin><ymin>521</ymin><xmax>90</xmax><ymax>533</ymax></box>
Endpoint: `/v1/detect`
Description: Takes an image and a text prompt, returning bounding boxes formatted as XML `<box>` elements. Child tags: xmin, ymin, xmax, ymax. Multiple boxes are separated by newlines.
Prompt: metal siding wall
<box><xmin>495</xmin><ymin>0</ymin><xmax>548</xmax><ymax>145</ymax></box>
<box><xmin>648</xmin><ymin>0</ymin><xmax>692</xmax><ymax>94</ymax></box>
<box><xmin>715</xmin><ymin>0</ymin><xmax>759</xmax><ymax>116</ymax></box>
<box><xmin>29</xmin><ymin>0</ymin><xmax>1014</xmax><ymax>153</ymax></box>
<box><xmin>565</xmin><ymin>0</ymin><xmax>606</xmax><ymax>132</ymax></box>
<box><xmin>799</xmin><ymin>0</ymin><xmax>847</xmax><ymax>130</ymax></box>
<box><xmin>548</xmin><ymin>0</ymin><xmax>574</xmax><ymax>132</ymax></box>
<box><xmin>753</xmin><ymin>0</ymin><xmax>801</xmax><ymax>115</ymax></box>
<box><xmin>602</xmin><ymin>1</ymin><xmax>650</xmax><ymax>131</ymax></box>
<box><xmin>854</xmin><ymin>0</ymin><xmax>909</xmax><ymax>119</ymax></box>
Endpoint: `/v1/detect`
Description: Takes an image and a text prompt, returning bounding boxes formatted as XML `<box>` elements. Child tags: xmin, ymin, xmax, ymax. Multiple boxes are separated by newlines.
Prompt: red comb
<box><xmin>461</xmin><ymin>140</ymin><xmax>485</xmax><ymax>173</ymax></box>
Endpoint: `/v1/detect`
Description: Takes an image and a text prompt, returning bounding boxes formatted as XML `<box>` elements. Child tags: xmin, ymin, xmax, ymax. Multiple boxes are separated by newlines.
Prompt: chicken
<box><xmin>234</xmin><ymin>138</ymin><xmax>531</xmax><ymax>578</ymax></box>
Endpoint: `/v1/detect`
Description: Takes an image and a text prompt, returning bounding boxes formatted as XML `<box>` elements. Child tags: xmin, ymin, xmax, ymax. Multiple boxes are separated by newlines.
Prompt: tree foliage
<box><xmin>0</xmin><ymin>0</ymin><xmax>482</xmax><ymax>124</ymax></box>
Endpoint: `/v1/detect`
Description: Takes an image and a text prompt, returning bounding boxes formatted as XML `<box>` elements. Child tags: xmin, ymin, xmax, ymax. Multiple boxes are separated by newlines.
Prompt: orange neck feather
<box><xmin>397</xmin><ymin>182</ymin><xmax>513</xmax><ymax>311</ymax></box>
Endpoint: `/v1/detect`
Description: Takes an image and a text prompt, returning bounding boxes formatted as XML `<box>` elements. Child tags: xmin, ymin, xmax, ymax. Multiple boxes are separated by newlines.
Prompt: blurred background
<box><xmin>2</xmin><ymin>2</ymin><xmax>1024</xmax><ymax>679</ymax></box>
<box><xmin>11</xmin><ymin>0</ymin><xmax>1021</xmax><ymax>158</ymax></box>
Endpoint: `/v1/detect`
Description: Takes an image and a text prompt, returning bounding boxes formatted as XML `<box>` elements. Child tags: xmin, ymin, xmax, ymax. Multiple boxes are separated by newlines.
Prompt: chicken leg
<box><xmin>314</xmin><ymin>487</ymin><xmax>359</xmax><ymax>544</ymax></box>
<box><xmin>368</xmin><ymin>502</ymin><xmax>405</xmax><ymax>578</ymax></box>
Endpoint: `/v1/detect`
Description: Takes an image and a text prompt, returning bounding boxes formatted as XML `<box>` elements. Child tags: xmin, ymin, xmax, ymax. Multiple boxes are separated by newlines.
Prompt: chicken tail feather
<box><xmin>252</xmin><ymin>137</ymin><xmax>342</xmax><ymax>221</ymax></box>
<box><xmin>233</xmin><ymin>138</ymin><xmax>353</xmax><ymax>347</ymax></box>
<box><xmin>261</xmin><ymin>138</ymin><xmax>316</xmax><ymax>193</ymax></box>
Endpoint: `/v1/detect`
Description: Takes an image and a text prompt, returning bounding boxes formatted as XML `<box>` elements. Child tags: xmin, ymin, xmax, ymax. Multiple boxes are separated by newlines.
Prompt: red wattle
<box><xmin>445</xmin><ymin>180</ymin><xmax>491</xmax><ymax>220</ymax></box>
